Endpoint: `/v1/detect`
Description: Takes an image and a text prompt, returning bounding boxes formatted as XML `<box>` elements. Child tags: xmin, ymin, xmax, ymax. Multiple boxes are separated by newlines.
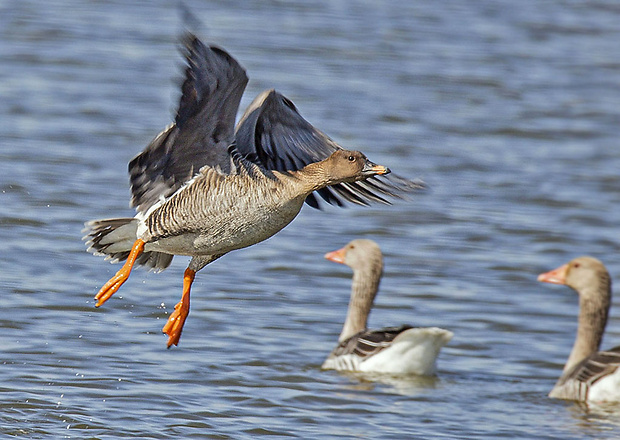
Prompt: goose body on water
<box><xmin>322</xmin><ymin>239</ymin><xmax>452</xmax><ymax>375</ymax></box>
<box><xmin>538</xmin><ymin>256</ymin><xmax>620</xmax><ymax>402</ymax></box>
<box><xmin>84</xmin><ymin>34</ymin><xmax>417</xmax><ymax>348</ymax></box>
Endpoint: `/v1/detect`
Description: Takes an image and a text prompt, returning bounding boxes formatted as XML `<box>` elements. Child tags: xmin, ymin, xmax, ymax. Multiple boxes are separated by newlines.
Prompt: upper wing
<box><xmin>234</xmin><ymin>90</ymin><xmax>422</xmax><ymax>209</ymax></box>
<box><xmin>552</xmin><ymin>346</ymin><xmax>620</xmax><ymax>400</ymax></box>
<box><xmin>128</xmin><ymin>33</ymin><xmax>248</xmax><ymax>214</ymax></box>
<box><xmin>573</xmin><ymin>346</ymin><xmax>620</xmax><ymax>386</ymax></box>
<box><xmin>332</xmin><ymin>325</ymin><xmax>414</xmax><ymax>359</ymax></box>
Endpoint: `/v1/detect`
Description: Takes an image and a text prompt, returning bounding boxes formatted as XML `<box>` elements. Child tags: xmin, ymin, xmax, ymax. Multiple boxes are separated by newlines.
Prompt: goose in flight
<box><xmin>84</xmin><ymin>34</ymin><xmax>419</xmax><ymax>348</ymax></box>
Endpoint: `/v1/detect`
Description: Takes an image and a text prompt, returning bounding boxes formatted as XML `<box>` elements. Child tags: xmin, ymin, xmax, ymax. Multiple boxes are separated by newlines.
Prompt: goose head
<box><xmin>325</xmin><ymin>238</ymin><xmax>383</xmax><ymax>274</ymax></box>
<box><xmin>323</xmin><ymin>150</ymin><xmax>390</xmax><ymax>185</ymax></box>
<box><xmin>538</xmin><ymin>256</ymin><xmax>610</xmax><ymax>300</ymax></box>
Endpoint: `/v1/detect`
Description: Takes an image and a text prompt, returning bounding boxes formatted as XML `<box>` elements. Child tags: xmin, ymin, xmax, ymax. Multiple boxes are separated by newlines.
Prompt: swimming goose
<box><xmin>538</xmin><ymin>256</ymin><xmax>620</xmax><ymax>402</ymax></box>
<box><xmin>322</xmin><ymin>239</ymin><xmax>452</xmax><ymax>375</ymax></box>
<box><xmin>84</xmin><ymin>34</ymin><xmax>419</xmax><ymax>348</ymax></box>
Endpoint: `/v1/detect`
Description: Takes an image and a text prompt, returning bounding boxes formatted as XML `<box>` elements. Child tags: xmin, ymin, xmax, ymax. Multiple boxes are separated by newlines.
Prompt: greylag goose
<box><xmin>538</xmin><ymin>256</ymin><xmax>620</xmax><ymax>402</ymax></box>
<box><xmin>83</xmin><ymin>34</ymin><xmax>419</xmax><ymax>348</ymax></box>
<box><xmin>322</xmin><ymin>239</ymin><xmax>452</xmax><ymax>374</ymax></box>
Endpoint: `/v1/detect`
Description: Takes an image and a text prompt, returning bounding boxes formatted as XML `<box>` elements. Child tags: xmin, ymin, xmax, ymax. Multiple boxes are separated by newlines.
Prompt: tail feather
<box><xmin>83</xmin><ymin>218</ymin><xmax>173</xmax><ymax>272</ymax></box>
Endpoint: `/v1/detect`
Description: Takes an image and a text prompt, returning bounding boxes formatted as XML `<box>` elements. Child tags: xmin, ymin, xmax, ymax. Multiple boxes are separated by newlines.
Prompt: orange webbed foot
<box><xmin>94</xmin><ymin>239</ymin><xmax>145</xmax><ymax>307</ymax></box>
<box><xmin>162</xmin><ymin>268</ymin><xmax>195</xmax><ymax>348</ymax></box>
<box><xmin>95</xmin><ymin>275</ymin><xmax>127</xmax><ymax>307</ymax></box>
<box><xmin>162</xmin><ymin>300</ymin><xmax>189</xmax><ymax>348</ymax></box>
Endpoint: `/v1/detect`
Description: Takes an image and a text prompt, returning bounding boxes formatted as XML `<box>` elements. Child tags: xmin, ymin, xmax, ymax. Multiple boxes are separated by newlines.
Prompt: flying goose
<box><xmin>84</xmin><ymin>34</ymin><xmax>419</xmax><ymax>348</ymax></box>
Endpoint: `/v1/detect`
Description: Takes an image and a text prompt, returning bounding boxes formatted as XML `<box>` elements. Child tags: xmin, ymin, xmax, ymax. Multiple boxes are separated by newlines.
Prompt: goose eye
<box><xmin>573</xmin><ymin>263</ymin><xmax>580</xmax><ymax>268</ymax></box>
<box><xmin>348</xmin><ymin>155</ymin><xmax>356</xmax><ymax>162</ymax></box>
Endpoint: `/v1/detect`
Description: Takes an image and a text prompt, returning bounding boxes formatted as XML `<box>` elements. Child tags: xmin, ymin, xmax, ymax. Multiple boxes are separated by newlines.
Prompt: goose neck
<box><xmin>564</xmin><ymin>283</ymin><xmax>610</xmax><ymax>374</ymax></box>
<box><xmin>338</xmin><ymin>263</ymin><xmax>382</xmax><ymax>342</ymax></box>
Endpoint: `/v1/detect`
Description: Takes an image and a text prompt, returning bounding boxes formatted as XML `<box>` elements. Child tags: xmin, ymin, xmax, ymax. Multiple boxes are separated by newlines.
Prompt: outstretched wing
<box><xmin>234</xmin><ymin>89</ymin><xmax>422</xmax><ymax>209</ymax></box>
<box><xmin>128</xmin><ymin>33</ymin><xmax>248</xmax><ymax>214</ymax></box>
<box><xmin>332</xmin><ymin>325</ymin><xmax>414</xmax><ymax>359</ymax></box>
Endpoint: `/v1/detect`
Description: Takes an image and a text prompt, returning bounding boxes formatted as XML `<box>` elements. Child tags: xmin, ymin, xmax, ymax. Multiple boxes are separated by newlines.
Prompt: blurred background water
<box><xmin>2</xmin><ymin>0</ymin><xmax>620</xmax><ymax>438</ymax></box>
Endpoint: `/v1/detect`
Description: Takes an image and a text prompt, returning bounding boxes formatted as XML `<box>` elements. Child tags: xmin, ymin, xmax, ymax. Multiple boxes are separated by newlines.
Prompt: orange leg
<box><xmin>162</xmin><ymin>267</ymin><xmax>195</xmax><ymax>348</ymax></box>
<box><xmin>94</xmin><ymin>239</ymin><xmax>145</xmax><ymax>307</ymax></box>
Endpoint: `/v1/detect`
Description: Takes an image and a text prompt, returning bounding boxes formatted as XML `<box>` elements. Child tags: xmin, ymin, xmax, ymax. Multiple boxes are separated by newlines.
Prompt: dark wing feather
<box><xmin>570</xmin><ymin>346</ymin><xmax>620</xmax><ymax>388</ymax></box>
<box><xmin>128</xmin><ymin>33</ymin><xmax>248</xmax><ymax>213</ymax></box>
<box><xmin>332</xmin><ymin>325</ymin><xmax>414</xmax><ymax>359</ymax></box>
<box><xmin>234</xmin><ymin>89</ymin><xmax>422</xmax><ymax>209</ymax></box>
